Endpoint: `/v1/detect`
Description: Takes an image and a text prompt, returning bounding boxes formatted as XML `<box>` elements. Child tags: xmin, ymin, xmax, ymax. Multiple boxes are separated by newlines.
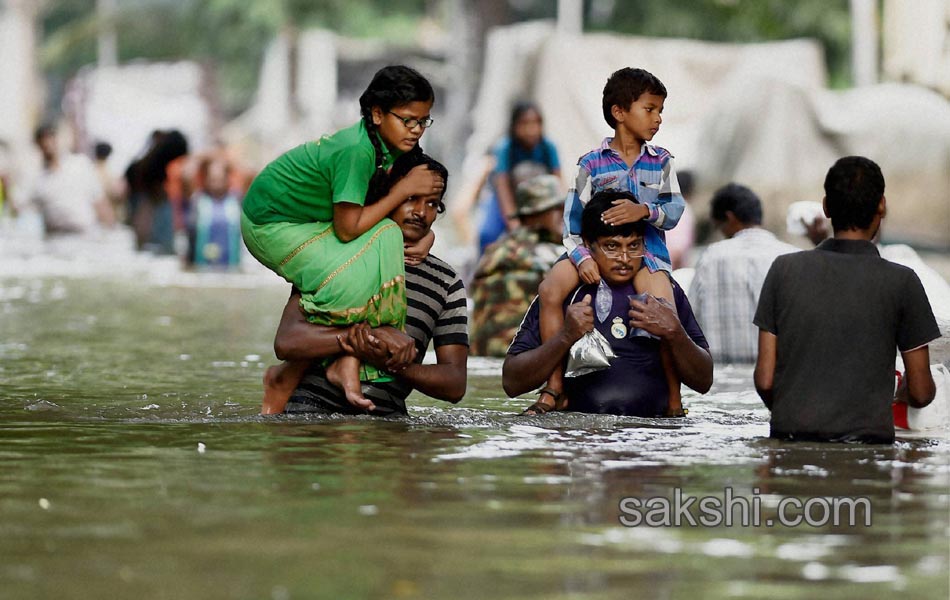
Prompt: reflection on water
<box><xmin>0</xmin><ymin>247</ymin><xmax>948</xmax><ymax>599</ymax></box>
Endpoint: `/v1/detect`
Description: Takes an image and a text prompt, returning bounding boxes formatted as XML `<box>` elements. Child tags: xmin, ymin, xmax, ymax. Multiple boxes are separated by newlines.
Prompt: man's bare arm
<box><xmin>897</xmin><ymin>346</ymin><xmax>936</xmax><ymax>409</ymax></box>
<box><xmin>399</xmin><ymin>344</ymin><xmax>468</xmax><ymax>403</ymax></box>
<box><xmin>628</xmin><ymin>296</ymin><xmax>713</xmax><ymax>393</ymax></box>
<box><xmin>754</xmin><ymin>330</ymin><xmax>777</xmax><ymax>409</ymax></box>
<box><xmin>502</xmin><ymin>332</ymin><xmax>574</xmax><ymax>398</ymax></box>
<box><xmin>273</xmin><ymin>292</ymin><xmax>348</xmax><ymax>361</ymax></box>
<box><xmin>502</xmin><ymin>296</ymin><xmax>593</xmax><ymax>397</ymax></box>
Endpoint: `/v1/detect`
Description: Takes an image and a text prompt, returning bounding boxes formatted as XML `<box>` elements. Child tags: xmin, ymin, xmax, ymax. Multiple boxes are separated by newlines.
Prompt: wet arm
<box><xmin>629</xmin><ymin>296</ymin><xmax>711</xmax><ymax>393</ymax></box>
<box><xmin>273</xmin><ymin>292</ymin><xmax>348</xmax><ymax>360</ymax></box>
<box><xmin>754</xmin><ymin>330</ymin><xmax>777</xmax><ymax>409</ymax></box>
<box><xmin>502</xmin><ymin>333</ymin><xmax>573</xmax><ymax>397</ymax></box>
<box><xmin>666</xmin><ymin>325</ymin><xmax>713</xmax><ymax>393</ymax></box>
<box><xmin>397</xmin><ymin>344</ymin><xmax>468</xmax><ymax>403</ymax></box>
<box><xmin>897</xmin><ymin>346</ymin><xmax>936</xmax><ymax>408</ymax></box>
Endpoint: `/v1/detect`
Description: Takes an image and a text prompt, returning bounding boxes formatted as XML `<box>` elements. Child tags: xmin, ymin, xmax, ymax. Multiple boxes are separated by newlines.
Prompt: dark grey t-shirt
<box><xmin>754</xmin><ymin>239</ymin><xmax>940</xmax><ymax>443</ymax></box>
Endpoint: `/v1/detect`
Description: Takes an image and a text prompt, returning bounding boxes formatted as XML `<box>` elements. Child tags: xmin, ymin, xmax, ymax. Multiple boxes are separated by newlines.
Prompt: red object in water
<box><xmin>893</xmin><ymin>370</ymin><xmax>909</xmax><ymax>429</ymax></box>
<box><xmin>892</xmin><ymin>402</ymin><xmax>909</xmax><ymax>429</ymax></box>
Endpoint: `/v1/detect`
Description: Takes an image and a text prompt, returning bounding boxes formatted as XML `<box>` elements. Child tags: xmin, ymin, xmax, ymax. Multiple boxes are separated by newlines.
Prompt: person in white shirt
<box><xmin>689</xmin><ymin>183</ymin><xmax>799</xmax><ymax>363</ymax></box>
<box><xmin>30</xmin><ymin>124</ymin><xmax>112</xmax><ymax>235</ymax></box>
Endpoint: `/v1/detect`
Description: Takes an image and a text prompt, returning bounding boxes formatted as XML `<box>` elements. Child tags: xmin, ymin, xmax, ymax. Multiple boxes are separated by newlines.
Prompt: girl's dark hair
<box><xmin>823</xmin><ymin>156</ymin><xmax>885</xmax><ymax>232</ymax></box>
<box><xmin>141</xmin><ymin>130</ymin><xmax>188</xmax><ymax>191</ymax></box>
<box><xmin>581</xmin><ymin>190</ymin><xmax>647</xmax><ymax>243</ymax></box>
<box><xmin>368</xmin><ymin>151</ymin><xmax>449</xmax><ymax>213</ymax></box>
<box><xmin>602</xmin><ymin>67</ymin><xmax>667</xmax><ymax>128</ymax></box>
<box><xmin>358</xmin><ymin>65</ymin><xmax>435</xmax><ymax>203</ymax></box>
<box><xmin>506</xmin><ymin>101</ymin><xmax>551</xmax><ymax>173</ymax></box>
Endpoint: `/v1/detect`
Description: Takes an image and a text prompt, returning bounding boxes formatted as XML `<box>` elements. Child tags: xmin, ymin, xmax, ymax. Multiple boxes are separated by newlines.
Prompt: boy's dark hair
<box><xmin>823</xmin><ymin>156</ymin><xmax>885</xmax><ymax>232</ymax></box>
<box><xmin>371</xmin><ymin>151</ymin><xmax>448</xmax><ymax>213</ymax></box>
<box><xmin>581</xmin><ymin>190</ymin><xmax>647</xmax><ymax>243</ymax></box>
<box><xmin>359</xmin><ymin>65</ymin><xmax>435</xmax><ymax>204</ymax></box>
<box><xmin>710</xmin><ymin>183</ymin><xmax>763</xmax><ymax>225</ymax></box>
<box><xmin>602</xmin><ymin>67</ymin><xmax>667</xmax><ymax>128</ymax></box>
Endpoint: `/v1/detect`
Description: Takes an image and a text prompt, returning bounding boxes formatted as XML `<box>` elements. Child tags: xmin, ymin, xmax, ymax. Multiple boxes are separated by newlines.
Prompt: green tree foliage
<box><xmin>37</xmin><ymin>0</ymin><xmax>854</xmax><ymax>118</ymax></box>
<box><xmin>38</xmin><ymin>0</ymin><xmax>427</xmax><ymax>117</ymax></box>
<box><xmin>585</xmin><ymin>0</ymin><xmax>852</xmax><ymax>87</ymax></box>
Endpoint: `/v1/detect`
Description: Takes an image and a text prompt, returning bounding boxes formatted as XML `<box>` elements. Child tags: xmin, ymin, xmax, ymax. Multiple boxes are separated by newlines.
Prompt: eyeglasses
<box><xmin>388</xmin><ymin>111</ymin><xmax>434</xmax><ymax>130</ymax></box>
<box><xmin>593</xmin><ymin>241</ymin><xmax>645</xmax><ymax>260</ymax></box>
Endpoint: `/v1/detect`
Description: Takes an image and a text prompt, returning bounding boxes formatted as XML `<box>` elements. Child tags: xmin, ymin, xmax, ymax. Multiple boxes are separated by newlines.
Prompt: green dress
<box><xmin>241</xmin><ymin>121</ymin><xmax>406</xmax><ymax>381</ymax></box>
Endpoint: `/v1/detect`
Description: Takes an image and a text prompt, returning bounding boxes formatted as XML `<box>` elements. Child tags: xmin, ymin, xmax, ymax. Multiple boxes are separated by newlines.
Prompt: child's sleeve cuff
<box><xmin>569</xmin><ymin>247</ymin><xmax>592</xmax><ymax>266</ymax></box>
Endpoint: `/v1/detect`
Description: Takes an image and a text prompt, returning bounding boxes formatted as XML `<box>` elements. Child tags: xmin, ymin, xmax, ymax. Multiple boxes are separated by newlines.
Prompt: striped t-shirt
<box><xmin>563</xmin><ymin>138</ymin><xmax>685</xmax><ymax>273</ymax></box>
<box><xmin>286</xmin><ymin>253</ymin><xmax>468</xmax><ymax>416</ymax></box>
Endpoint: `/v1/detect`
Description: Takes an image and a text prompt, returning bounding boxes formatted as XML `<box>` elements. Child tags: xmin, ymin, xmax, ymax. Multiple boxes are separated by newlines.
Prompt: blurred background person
<box><xmin>93</xmin><ymin>141</ymin><xmax>126</xmax><ymax>225</ymax></box>
<box><xmin>124</xmin><ymin>129</ymin><xmax>189</xmax><ymax>254</ymax></box>
<box><xmin>689</xmin><ymin>183</ymin><xmax>798</xmax><ymax>364</ymax></box>
<box><xmin>478</xmin><ymin>101</ymin><xmax>561</xmax><ymax>256</ymax></box>
<box><xmin>0</xmin><ymin>139</ymin><xmax>10</xmax><ymax>220</ymax></box>
<box><xmin>186</xmin><ymin>156</ymin><xmax>243</xmax><ymax>270</ymax></box>
<box><xmin>470</xmin><ymin>174</ymin><xmax>564</xmax><ymax>357</ymax></box>
<box><xmin>29</xmin><ymin>123</ymin><xmax>113</xmax><ymax>236</ymax></box>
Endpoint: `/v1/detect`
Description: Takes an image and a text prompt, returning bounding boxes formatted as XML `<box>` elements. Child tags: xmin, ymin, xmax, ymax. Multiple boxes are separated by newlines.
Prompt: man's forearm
<box><xmin>754</xmin><ymin>330</ymin><xmax>777</xmax><ymax>409</ymax></box>
<box><xmin>275</xmin><ymin>325</ymin><xmax>345</xmax><ymax>361</ymax></box>
<box><xmin>665</xmin><ymin>327</ymin><xmax>713</xmax><ymax>393</ymax></box>
<box><xmin>273</xmin><ymin>294</ymin><xmax>348</xmax><ymax>360</ymax></box>
<box><xmin>399</xmin><ymin>363</ymin><xmax>466</xmax><ymax>403</ymax></box>
<box><xmin>396</xmin><ymin>344</ymin><xmax>468</xmax><ymax>403</ymax></box>
<box><xmin>502</xmin><ymin>333</ymin><xmax>572</xmax><ymax>397</ymax></box>
<box><xmin>900</xmin><ymin>346</ymin><xmax>936</xmax><ymax>409</ymax></box>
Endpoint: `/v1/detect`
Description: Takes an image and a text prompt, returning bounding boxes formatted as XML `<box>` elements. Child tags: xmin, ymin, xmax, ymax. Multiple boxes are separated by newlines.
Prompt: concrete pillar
<box><xmin>850</xmin><ymin>0</ymin><xmax>879</xmax><ymax>86</ymax></box>
<box><xmin>557</xmin><ymin>0</ymin><xmax>583</xmax><ymax>35</ymax></box>
<box><xmin>97</xmin><ymin>0</ymin><xmax>118</xmax><ymax>68</ymax></box>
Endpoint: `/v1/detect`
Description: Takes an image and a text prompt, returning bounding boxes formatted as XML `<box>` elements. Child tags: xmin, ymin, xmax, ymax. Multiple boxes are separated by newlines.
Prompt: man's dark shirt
<box><xmin>508</xmin><ymin>279</ymin><xmax>708</xmax><ymax>416</ymax></box>
<box><xmin>285</xmin><ymin>254</ymin><xmax>468</xmax><ymax>416</ymax></box>
<box><xmin>754</xmin><ymin>239</ymin><xmax>940</xmax><ymax>443</ymax></box>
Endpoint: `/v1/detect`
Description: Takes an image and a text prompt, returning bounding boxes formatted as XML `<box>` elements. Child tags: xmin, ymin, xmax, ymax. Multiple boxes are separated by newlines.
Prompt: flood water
<box><xmin>1</xmin><ymin>236</ymin><xmax>948</xmax><ymax>599</ymax></box>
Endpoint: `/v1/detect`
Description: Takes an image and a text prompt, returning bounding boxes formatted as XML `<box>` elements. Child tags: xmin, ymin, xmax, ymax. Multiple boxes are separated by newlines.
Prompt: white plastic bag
<box><xmin>565</xmin><ymin>328</ymin><xmax>616</xmax><ymax>378</ymax></box>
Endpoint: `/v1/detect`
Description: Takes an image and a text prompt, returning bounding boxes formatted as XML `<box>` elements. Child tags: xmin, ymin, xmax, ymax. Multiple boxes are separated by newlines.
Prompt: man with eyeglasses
<box><xmin>268</xmin><ymin>152</ymin><xmax>469</xmax><ymax>417</ymax></box>
<box><xmin>502</xmin><ymin>190</ymin><xmax>712</xmax><ymax>416</ymax></box>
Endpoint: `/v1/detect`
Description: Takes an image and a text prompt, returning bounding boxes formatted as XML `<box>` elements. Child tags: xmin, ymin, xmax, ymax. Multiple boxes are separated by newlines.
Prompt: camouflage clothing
<box><xmin>470</xmin><ymin>227</ymin><xmax>562</xmax><ymax>356</ymax></box>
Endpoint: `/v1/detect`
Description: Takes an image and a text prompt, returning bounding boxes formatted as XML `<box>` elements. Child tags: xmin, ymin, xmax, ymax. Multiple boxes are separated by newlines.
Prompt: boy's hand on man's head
<box><xmin>577</xmin><ymin>259</ymin><xmax>601</xmax><ymax>284</ymax></box>
<box><xmin>601</xmin><ymin>199</ymin><xmax>649</xmax><ymax>225</ymax></box>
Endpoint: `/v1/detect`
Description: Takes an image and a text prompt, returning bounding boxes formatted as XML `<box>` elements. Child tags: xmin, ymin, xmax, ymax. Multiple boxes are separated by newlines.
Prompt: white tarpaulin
<box><xmin>692</xmin><ymin>80</ymin><xmax>950</xmax><ymax>246</ymax></box>
<box><xmin>65</xmin><ymin>62</ymin><xmax>212</xmax><ymax>175</ymax></box>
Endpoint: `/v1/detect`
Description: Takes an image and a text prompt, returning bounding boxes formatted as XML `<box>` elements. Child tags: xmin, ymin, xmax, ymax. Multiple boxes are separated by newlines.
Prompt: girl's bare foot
<box><xmin>261</xmin><ymin>360</ymin><xmax>308</xmax><ymax>415</ymax></box>
<box><xmin>326</xmin><ymin>355</ymin><xmax>375</xmax><ymax>411</ymax></box>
